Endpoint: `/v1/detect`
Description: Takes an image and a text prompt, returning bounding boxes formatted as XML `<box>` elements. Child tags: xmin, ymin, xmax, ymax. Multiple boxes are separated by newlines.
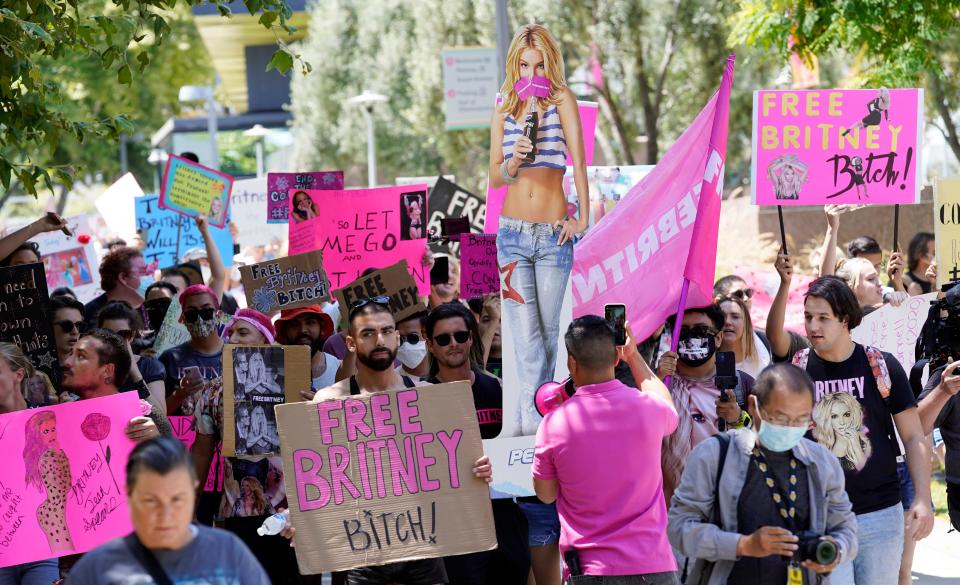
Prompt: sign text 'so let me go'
<box><xmin>276</xmin><ymin>382</ymin><xmax>496</xmax><ymax>574</ymax></box>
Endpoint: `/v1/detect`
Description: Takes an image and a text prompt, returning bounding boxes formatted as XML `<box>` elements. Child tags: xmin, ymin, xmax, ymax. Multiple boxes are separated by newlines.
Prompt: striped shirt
<box><xmin>503</xmin><ymin>105</ymin><xmax>567</xmax><ymax>170</ymax></box>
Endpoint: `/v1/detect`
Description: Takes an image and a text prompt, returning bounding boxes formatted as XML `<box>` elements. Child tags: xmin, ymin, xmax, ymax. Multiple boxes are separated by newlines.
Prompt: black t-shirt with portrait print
<box><xmin>801</xmin><ymin>344</ymin><xmax>916</xmax><ymax>515</ymax></box>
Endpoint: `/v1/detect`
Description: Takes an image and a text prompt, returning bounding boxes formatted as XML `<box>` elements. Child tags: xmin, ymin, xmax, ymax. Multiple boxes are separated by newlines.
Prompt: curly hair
<box><xmin>99</xmin><ymin>247</ymin><xmax>143</xmax><ymax>291</ymax></box>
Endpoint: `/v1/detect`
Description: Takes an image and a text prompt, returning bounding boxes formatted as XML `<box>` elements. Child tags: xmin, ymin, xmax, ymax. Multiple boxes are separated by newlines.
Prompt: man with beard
<box><xmin>274</xmin><ymin>305</ymin><xmax>340</xmax><ymax>400</ymax></box>
<box><xmin>423</xmin><ymin>303</ymin><xmax>527</xmax><ymax>585</ymax></box>
<box><xmin>306</xmin><ymin>297</ymin><xmax>492</xmax><ymax>585</ymax></box>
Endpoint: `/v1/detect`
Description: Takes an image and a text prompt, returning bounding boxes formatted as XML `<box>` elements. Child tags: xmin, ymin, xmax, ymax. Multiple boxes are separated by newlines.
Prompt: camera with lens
<box><xmin>912</xmin><ymin>282</ymin><xmax>960</xmax><ymax>394</ymax></box>
<box><xmin>796</xmin><ymin>532</ymin><xmax>838</xmax><ymax>565</ymax></box>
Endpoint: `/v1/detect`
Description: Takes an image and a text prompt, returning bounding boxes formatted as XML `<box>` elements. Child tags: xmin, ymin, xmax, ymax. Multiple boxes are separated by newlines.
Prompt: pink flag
<box><xmin>571</xmin><ymin>56</ymin><xmax>735</xmax><ymax>342</ymax></box>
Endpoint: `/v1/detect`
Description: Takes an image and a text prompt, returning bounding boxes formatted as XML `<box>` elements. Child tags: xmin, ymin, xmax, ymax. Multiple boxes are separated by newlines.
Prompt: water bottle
<box><xmin>257</xmin><ymin>511</ymin><xmax>289</xmax><ymax>536</ymax></box>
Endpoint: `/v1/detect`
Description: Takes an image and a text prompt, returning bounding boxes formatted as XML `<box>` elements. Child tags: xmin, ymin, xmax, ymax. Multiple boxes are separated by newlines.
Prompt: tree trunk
<box><xmin>930</xmin><ymin>72</ymin><xmax>960</xmax><ymax>164</ymax></box>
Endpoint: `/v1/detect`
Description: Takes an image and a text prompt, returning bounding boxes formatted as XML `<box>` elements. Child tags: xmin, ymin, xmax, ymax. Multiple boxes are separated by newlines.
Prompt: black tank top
<box><xmin>348</xmin><ymin>374</ymin><xmax>415</xmax><ymax>395</ymax></box>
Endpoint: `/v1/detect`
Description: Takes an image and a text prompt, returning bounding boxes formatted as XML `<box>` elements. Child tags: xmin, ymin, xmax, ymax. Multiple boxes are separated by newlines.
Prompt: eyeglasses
<box><xmin>679</xmin><ymin>325</ymin><xmax>718</xmax><ymax>338</ymax></box>
<box><xmin>400</xmin><ymin>333</ymin><xmax>421</xmax><ymax>345</ymax></box>
<box><xmin>759</xmin><ymin>407</ymin><xmax>812</xmax><ymax>428</ymax></box>
<box><xmin>729</xmin><ymin>288</ymin><xmax>754</xmax><ymax>300</ymax></box>
<box><xmin>55</xmin><ymin>320</ymin><xmax>87</xmax><ymax>335</ymax></box>
<box><xmin>183</xmin><ymin>307</ymin><xmax>216</xmax><ymax>323</ymax></box>
<box><xmin>348</xmin><ymin>296</ymin><xmax>391</xmax><ymax>319</ymax></box>
<box><xmin>432</xmin><ymin>331</ymin><xmax>470</xmax><ymax>347</ymax></box>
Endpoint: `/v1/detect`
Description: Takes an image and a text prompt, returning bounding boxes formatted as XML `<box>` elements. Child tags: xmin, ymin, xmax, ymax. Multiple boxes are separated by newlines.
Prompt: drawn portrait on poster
<box><xmin>232</xmin><ymin>346</ymin><xmax>284</xmax><ymax>456</ymax></box>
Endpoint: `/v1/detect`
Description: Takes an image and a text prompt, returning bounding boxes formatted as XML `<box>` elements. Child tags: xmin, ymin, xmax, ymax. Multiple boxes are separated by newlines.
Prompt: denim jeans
<box><xmin>567</xmin><ymin>572</ymin><xmax>679</xmax><ymax>585</ymax></box>
<box><xmin>830</xmin><ymin>502</ymin><xmax>904</xmax><ymax>585</ymax></box>
<box><xmin>0</xmin><ymin>559</ymin><xmax>60</xmax><ymax>585</ymax></box>
<box><xmin>498</xmin><ymin>216</ymin><xmax>574</xmax><ymax>435</ymax></box>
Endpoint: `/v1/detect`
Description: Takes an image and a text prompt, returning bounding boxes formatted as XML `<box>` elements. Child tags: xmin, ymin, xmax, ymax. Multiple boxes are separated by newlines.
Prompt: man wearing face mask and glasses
<box><xmin>82</xmin><ymin>246</ymin><xmax>152</xmax><ymax>329</ymax></box>
<box><xmin>669</xmin><ymin>364</ymin><xmax>856</xmax><ymax>585</ymax></box>
<box><xmin>657</xmin><ymin>304</ymin><xmax>754</xmax><ymax>503</ymax></box>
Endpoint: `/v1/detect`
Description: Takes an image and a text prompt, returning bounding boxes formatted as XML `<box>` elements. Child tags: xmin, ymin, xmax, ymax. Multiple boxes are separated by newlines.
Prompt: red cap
<box><xmin>274</xmin><ymin>305</ymin><xmax>334</xmax><ymax>344</ymax></box>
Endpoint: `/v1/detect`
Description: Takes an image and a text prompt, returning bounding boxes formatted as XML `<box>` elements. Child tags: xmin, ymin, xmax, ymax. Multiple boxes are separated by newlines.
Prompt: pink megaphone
<box><xmin>534</xmin><ymin>377</ymin><xmax>575</xmax><ymax>417</ymax></box>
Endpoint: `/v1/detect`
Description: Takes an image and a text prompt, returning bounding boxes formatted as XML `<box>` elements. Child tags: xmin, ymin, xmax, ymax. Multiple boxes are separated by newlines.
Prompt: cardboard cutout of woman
<box><xmin>490</xmin><ymin>24</ymin><xmax>590</xmax><ymax>435</ymax></box>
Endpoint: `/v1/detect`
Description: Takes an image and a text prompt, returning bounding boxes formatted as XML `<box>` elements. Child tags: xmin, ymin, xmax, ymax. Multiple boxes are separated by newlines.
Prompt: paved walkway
<box><xmin>912</xmin><ymin>519</ymin><xmax>960</xmax><ymax>584</ymax></box>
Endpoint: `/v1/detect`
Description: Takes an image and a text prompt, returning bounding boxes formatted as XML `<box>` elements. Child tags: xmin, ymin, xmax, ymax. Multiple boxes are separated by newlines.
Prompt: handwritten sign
<box><xmin>277</xmin><ymin>382</ymin><xmax>496</xmax><ymax>574</ymax></box>
<box><xmin>135</xmin><ymin>194</ymin><xmax>234</xmax><ymax>269</ymax></box>
<box><xmin>288</xmin><ymin>186</ymin><xmax>431</xmax><ymax>295</ymax></box>
<box><xmin>0</xmin><ymin>263</ymin><xmax>62</xmax><ymax>388</ymax></box>
<box><xmin>751</xmin><ymin>88</ymin><xmax>923</xmax><ymax>205</ymax></box>
<box><xmin>459</xmin><ymin>234</ymin><xmax>498</xmax><ymax>299</ymax></box>
<box><xmin>231</xmin><ymin>178</ymin><xmax>288</xmax><ymax>248</ymax></box>
<box><xmin>852</xmin><ymin>293</ymin><xmax>936</xmax><ymax>374</ymax></box>
<box><xmin>268</xmin><ymin>171</ymin><xmax>344</xmax><ymax>224</ymax></box>
<box><xmin>239</xmin><ymin>250</ymin><xmax>330</xmax><ymax>315</ymax></box>
<box><xmin>427</xmin><ymin>177</ymin><xmax>485</xmax><ymax>255</ymax></box>
<box><xmin>152</xmin><ymin>298</ymin><xmax>191</xmax><ymax>355</ymax></box>
<box><xmin>168</xmin><ymin>415</ymin><xmax>197</xmax><ymax>451</ymax></box>
<box><xmin>30</xmin><ymin>215</ymin><xmax>102</xmax><ymax>303</ymax></box>
<box><xmin>332</xmin><ymin>261</ymin><xmax>426</xmax><ymax>324</ymax></box>
<box><xmin>159</xmin><ymin>154</ymin><xmax>234</xmax><ymax>228</ymax></box>
<box><xmin>222</xmin><ymin>344</ymin><xmax>309</xmax><ymax>457</ymax></box>
<box><xmin>0</xmin><ymin>392</ymin><xmax>139</xmax><ymax>568</ymax></box>
<box><xmin>934</xmin><ymin>177</ymin><xmax>960</xmax><ymax>286</ymax></box>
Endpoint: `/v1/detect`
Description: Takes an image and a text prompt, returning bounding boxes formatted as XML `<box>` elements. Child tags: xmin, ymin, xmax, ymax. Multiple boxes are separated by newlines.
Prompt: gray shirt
<box><xmin>66</xmin><ymin>525</ymin><xmax>270</xmax><ymax>585</ymax></box>
<box><xmin>921</xmin><ymin>367</ymin><xmax>960</xmax><ymax>483</ymax></box>
<box><xmin>668</xmin><ymin>429</ymin><xmax>857</xmax><ymax>585</ymax></box>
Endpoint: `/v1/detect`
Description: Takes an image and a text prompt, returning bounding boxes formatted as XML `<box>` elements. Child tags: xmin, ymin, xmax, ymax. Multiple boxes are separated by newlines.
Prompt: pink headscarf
<box><xmin>179</xmin><ymin>284</ymin><xmax>220</xmax><ymax>310</ymax></box>
<box><xmin>223</xmin><ymin>308</ymin><xmax>276</xmax><ymax>345</ymax></box>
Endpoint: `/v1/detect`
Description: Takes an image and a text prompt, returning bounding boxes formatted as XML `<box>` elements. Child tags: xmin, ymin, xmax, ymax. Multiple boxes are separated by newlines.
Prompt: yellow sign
<box><xmin>934</xmin><ymin>177</ymin><xmax>960</xmax><ymax>286</ymax></box>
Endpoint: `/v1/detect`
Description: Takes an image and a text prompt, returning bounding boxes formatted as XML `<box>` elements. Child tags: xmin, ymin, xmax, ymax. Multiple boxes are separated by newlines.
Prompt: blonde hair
<box><xmin>0</xmin><ymin>342</ymin><xmax>34</xmax><ymax>398</ymax></box>
<box><xmin>835</xmin><ymin>257</ymin><xmax>875</xmax><ymax>290</ymax></box>
<box><xmin>498</xmin><ymin>24</ymin><xmax>566</xmax><ymax>121</ymax></box>
<box><xmin>719</xmin><ymin>296</ymin><xmax>758</xmax><ymax>364</ymax></box>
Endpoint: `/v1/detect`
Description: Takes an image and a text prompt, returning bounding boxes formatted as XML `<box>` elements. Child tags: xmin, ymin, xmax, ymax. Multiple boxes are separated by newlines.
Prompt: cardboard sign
<box><xmin>733</xmin><ymin>266</ymin><xmax>817</xmax><ymax>335</ymax></box>
<box><xmin>31</xmin><ymin>215</ymin><xmax>102</xmax><ymax>303</ymax></box>
<box><xmin>751</xmin><ymin>88</ymin><xmax>924</xmax><ymax>205</ymax></box>
<box><xmin>268</xmin><ymin>171</ymin><xmax>344</xmax><ymax>224</ymax></box>
<box><xmin>95</xmin><ymin>172</ymin><xmax>143</xmax><ymax>241</ymax></box>
<box><xmin>934</xmin><ymin>177</ymin><xmax>960</xmax><ymax>286</ymax></box>
<box><xmin>231</xmin><ymin>177</ymin><xmax>288</xmax><ymax>248</ymax></box>
<box><xmin>240</xmin><ymin>250</ymin><xmax>330</xmax><ymax>315</ymax></box>
<box><xmin>0</xmin><ymin>392</ymin><xmax>139</xmax><ymax>568</ymax></box>
<box><xmin>152</xmin><ymin>298</ymin><xmax>191</xmax><ymax>355</ymax></box>
<box><xmin>135</xmin><ymin>194</ymin><xmax>234</xmax><ymax>269</ymax></box>
<box><xmin>459</xmin><ymin>234</ymin><xmax>498</xmax><ymax>299</ymax></box>
<box><xmin>222</xmin><ymin>344</ymin><xmax>309</xmax><ymax>457</ymax></box>
<box><xmin>332</xmin><ymin>260</ymin><xmax>426</xmax><ymax>324</ymax></box>
<box><xmin>277</xmin><ymin>382</ymin><xmax>496</xmax><ymax>574</ymax></box>
<box><xmin>0</xmin><ymin>263</ymin><xmax>62</xmax><ymax>388</ymax></box>
<box><xmin>159</xmin><ymin>154</ymin><xmax>234</xmax><ymax>228</ymax></box>
<box><xmin>288</xmin><ymin>186</ymin><xmax>431</xmax><ymax>295</ymax></box>
<box><xmin>427</xmin><ymin>177</ymin><xmax>485</xmax><ymax>255</ymax></box>
<box><xmin>852</xmin><ymin>293</ymin><xmax>936</xmax><ymax>374</ymax></box>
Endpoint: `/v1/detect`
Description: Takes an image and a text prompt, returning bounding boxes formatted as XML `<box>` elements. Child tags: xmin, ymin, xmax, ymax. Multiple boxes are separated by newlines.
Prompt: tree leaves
<box><xmin>266</xmin><ymin>48</ymin><xmax>294</xmax><ymax>74</ymax></box>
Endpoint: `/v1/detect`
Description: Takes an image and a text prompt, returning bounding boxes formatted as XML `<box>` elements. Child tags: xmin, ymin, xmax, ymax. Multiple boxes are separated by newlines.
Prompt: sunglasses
<box><xmin>400</xmin><ymin>333</ymin><xmax>422</xmax><ymax>345</ymax></box>
<box><xmin>729</xmin><ymin>288</ymin><xmax>754</xmax><ymax>300</ymax></box>
<box><xmin>432</xmin><ymin>331</ymin><xmax>470</xmax><ymax>347</ymax></box>
<box><xmin>348</xmin><ymin>296</ymin><xmax>391</xmax><ymax>319</ymax></box>
<box><xmin>55</xmin><ymin>320</ymin><xmax>87</xmax><ymax>335</ymax></box>
<box><xmin>183</xmin><ymin>307</ymin><xmax>216</xmax><ymax>323</ymax></box>
<box><xmin>679</xmin><ymin>325</ymin><xmax>718</xmax><ymax>338</ymax></box>
<box><xmin>113</xmin><ymin>329</ymin><xmax>134</xmax><ymax>341</ymax></box>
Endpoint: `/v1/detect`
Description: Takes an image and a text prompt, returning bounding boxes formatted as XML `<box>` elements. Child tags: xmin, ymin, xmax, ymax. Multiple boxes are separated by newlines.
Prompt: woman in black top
<box><xmin>904</xmin><ymin>232</ymin><xmax>936</xmax><ymax>296</ymax></box>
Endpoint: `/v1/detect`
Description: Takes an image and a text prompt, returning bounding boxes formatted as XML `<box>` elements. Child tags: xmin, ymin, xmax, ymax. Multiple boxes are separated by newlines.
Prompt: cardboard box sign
<box><xmin>277</xmin><ymin>382</ymin><xmax>497</xmax><ymax>574</ymax></box>
<box><xmin>332</xmin><ymin>260</ymin><xmax>427</xmax><ymax>324</ymax></box>
<box><xmin>222</xmin><ymin>344</ymin><xmax>311</xmax><ymax>457</ymax></box>
<box><xmin>240</xmin><ymin>250</ymin><xmax>331</xmax><ymax>315</ymax></box>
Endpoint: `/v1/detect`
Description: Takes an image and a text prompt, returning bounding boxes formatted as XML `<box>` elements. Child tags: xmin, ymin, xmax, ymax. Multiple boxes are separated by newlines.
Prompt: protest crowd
<box><xmin>0</xmin><ymin>22</ymin><xmax>958</xmax><ymax>585</ymax></box>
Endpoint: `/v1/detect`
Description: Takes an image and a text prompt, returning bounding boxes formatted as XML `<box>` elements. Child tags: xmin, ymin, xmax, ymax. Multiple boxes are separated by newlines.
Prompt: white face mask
<box><xmin>397</xmin><ymin>341</ymin><xmax>428</xmax><ymax>369</ymax></box>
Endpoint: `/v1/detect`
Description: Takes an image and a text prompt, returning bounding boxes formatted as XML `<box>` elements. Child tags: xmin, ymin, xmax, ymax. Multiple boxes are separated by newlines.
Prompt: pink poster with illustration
<box><xmin>483</xmin><ymin>100</ymin><xmax>599</xmax><ymax>233</ymax></box>
<box><xmin>0</xmin><ymin>392</ymin><xmax>139</xmax><ymax>568</ymax></box>
<box><xmin>288</xmin><ymin>186</ymin><xmax>431</xmax><ymax>294</ymax></box>
<box><xmin>752</xmin><ymin>88</ymin><xmax>923</xmax><ymax>206</ymax></box>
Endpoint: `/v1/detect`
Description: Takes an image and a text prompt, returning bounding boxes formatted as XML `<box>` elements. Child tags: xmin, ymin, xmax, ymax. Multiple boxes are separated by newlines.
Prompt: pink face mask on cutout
<box><xmin>513</xmin><ymin>75</ymin><xmax>551</xmax><ymax>100</ymax></box>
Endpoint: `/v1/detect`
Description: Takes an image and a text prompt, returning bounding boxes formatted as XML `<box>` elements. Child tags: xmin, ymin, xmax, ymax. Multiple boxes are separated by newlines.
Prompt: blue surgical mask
<box><xmin>754</xmin><ymin>399</ymin><xmax>807</xmax><ymax>452</ymax></box>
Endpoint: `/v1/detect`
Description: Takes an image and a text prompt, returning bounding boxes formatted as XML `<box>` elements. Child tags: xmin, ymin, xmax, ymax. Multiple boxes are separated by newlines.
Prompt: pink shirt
<box><xmin>532</xmin><ymin>378</ymin><xmax>679</xmax><ymax>576</ymax></box>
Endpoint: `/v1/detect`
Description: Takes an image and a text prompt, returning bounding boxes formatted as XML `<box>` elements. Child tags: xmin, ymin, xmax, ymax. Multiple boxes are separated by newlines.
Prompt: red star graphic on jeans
<box><xmin>499</xmin><ymin>261</ymin><xmax>525</xmax><ymax>304</ymax></box>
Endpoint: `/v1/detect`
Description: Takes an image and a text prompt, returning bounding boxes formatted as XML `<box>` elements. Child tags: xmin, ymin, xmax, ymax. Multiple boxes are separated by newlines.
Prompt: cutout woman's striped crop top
<box><xmin>502</xmin><ymin>105</ymin><xmax>567</xmax><ymax>171</ymax></box>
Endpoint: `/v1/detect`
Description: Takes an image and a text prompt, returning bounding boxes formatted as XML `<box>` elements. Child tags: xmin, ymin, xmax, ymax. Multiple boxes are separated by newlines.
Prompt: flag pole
<box><xmin>664</xmin><ymin>278</ymin><xmax>691</xmax><ymax>388</ymax></box>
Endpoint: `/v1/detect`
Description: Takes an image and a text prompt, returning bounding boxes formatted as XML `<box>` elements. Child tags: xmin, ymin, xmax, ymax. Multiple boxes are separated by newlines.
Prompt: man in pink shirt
<box><xmin>532</xmin><ymin>315</ymin><xmax>680</xmax><ymax>584</ymax></box>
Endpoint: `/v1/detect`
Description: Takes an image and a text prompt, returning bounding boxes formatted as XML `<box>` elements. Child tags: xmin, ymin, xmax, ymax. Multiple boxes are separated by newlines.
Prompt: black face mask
<box><xmin>677</xmin><ymin>334</ymin><xmax>717</xmax><ymax>367</ymax></box>
<box><xmin>145</xmin><ymin>298</ymin><xmax>172</xmax><ymax>331</ymax></box>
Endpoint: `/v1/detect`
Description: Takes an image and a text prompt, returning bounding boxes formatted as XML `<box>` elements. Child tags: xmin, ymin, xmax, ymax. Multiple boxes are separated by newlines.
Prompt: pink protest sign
<box><xmin>0</xmin><ymin>392</ymin><xmax>139</xmax><ymax>568</ymax></box>
<box><xmin>268</xmin><ymin>171</ymin><xmax>344</xmax><ymax>224</ymax></box>
<box><xmin>484</xmin><ymin>101</ymin><xmax>599</xmax><ymax>233</ymax></box>
<box><xmin>288</xmin><ymin>186</ymin><xmax>431</xmax><ymax>295</ymax></box>
<box><xmin>168</xmin><ymin>415</ymin><xmax>223</xmax><ymax>492</ymax></box>
<box><xmin>733</xmin><ymin>266</ymin><xmax>817</xmax><ymax>335</ymax></box>
<box><xmin>459</xmin><ymin>234</ymin><xmax>498</xmax><ymax>299</ymax></box>
<box><xmin>751</xmin><ymin>88</ymin><xmax>923</xmax><ymax>206</ymax></box>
